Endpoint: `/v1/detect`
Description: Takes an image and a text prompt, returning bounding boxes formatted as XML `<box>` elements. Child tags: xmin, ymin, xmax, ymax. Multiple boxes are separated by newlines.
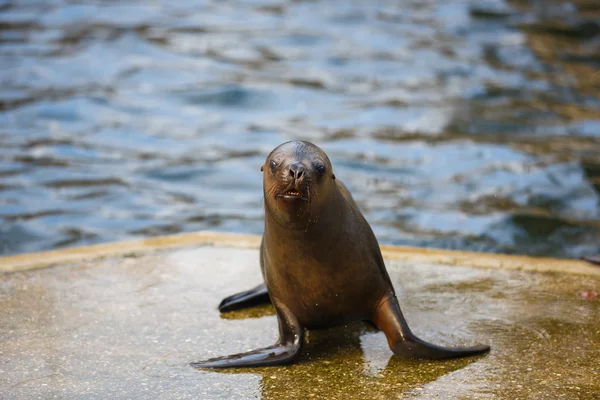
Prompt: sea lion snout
<box><xmin>288</xmin><ymin>162</ymin><xmax>307</xmax><ymax>182</ymax></box>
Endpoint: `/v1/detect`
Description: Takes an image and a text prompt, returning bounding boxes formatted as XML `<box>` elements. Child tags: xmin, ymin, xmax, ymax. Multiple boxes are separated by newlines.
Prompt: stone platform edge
<box><xmin>1</xmin><ymin>231</ymin><xmax>598</xmax><ymax>276</ymax></box>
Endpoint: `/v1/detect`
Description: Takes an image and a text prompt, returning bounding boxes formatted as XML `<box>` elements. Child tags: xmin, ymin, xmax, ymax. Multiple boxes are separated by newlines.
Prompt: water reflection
<box><xmin>1</xmin><ymin>0</ymin><xmax>599</xmax><ymax>257</ymax></box>
<box><xmin>210</xmin><ymin>256</ymin><xmax>600</xmax><ymax>399</ymax></box>
<box><xmin>215</xmin><ymin>322</ymin><xmax>477</xmax><ymax>400</ymax></box>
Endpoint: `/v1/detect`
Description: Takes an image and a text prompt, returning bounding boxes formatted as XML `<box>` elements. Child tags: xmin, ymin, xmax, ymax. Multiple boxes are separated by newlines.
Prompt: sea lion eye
<box><xmin>270</xmin><ymin>160</ymin><xmax>277</xmax><ymax>171</ymax></box>
<box><xmin>315</xmin><ymin>164</ymin><xmax>326</xmax><ymax>176</ymax></box>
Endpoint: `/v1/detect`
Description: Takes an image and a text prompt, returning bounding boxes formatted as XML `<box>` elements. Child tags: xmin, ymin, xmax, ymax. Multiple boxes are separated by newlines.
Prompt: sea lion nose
<box><xmin>288</xmin><ymin>162</ymin><xmax>306</xmax><ymax>181</ymax></box>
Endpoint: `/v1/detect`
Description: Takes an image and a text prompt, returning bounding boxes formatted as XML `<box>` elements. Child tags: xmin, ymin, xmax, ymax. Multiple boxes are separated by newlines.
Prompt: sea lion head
<box><xmin>262</xmin><ymin>141</ymin><xmax>336</xmax><ymax>228</ymax></box>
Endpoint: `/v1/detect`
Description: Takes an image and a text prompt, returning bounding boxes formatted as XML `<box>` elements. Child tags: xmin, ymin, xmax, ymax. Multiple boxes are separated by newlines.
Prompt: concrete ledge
<box><xmin>1</xmin><ymin>231</ymin><xmax>598</xmax><ymax>276</ymax></box>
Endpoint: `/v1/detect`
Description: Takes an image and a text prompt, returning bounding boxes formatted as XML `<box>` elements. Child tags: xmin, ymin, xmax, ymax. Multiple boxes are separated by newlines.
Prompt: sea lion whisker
<box><xmin>262</xmin><ymin>181</ymin><xmax>280</xmax><ymax>210</ymax></box>
<box><xmin>304</xmin><ymin>185</ymin><xmax>318</xmax><ymax>230</ymax></box>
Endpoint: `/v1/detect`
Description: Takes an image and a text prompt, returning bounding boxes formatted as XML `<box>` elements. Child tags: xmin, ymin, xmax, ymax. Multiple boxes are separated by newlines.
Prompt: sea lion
<box><xmin>191</xmin><ymin>141</ymin><xmax>490</xmax><ymax>368</ymax></box>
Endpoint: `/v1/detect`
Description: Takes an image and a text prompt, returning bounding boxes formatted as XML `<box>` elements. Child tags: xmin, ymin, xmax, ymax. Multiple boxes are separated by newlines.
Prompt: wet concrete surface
<box><xmin>1</xmin><ymin>243</ymin><xmax>599</xmax><ymax>399</ymax></box>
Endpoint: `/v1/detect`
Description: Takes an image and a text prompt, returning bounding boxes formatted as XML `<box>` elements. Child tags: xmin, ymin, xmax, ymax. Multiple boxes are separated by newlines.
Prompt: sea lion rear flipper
<box><xmin>582</xmin><ymin>255</ymin><xmax>600</xmax><ymax>266</ymax></box>
<box><xmin>373</xmin><ymin>295</ymin><xmax>490</xmax><ymax>360</ymax></box>
<box><xmin>191</xmin><ymin>301</ymin><xmax>303</xmax><ymax>368</ymax></box>
<box><xmin>218</xmin><ymin>283</ymin><xmax>271</xmax><ymax>313</ymax></box>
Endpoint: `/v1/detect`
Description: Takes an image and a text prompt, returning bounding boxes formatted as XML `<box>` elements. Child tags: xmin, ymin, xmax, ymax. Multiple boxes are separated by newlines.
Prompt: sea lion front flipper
<box><xmin>373</xmin><ymin>295</ymin><xmax>490</xmax><ymax>360</ymax></box>
<box><xmin>582</xmin><ymin>255</ymin><xmax>600</xmax><ymax>266</ymax></box>
<box><xmin>218</xmin><ymin>283</ymin><xmax>271</xmax><ymax>312</ymax></box>
<box><xmin>191</xmin><ymin>301</ymin><xmax>303</xmax><ymax>369</ymax></box>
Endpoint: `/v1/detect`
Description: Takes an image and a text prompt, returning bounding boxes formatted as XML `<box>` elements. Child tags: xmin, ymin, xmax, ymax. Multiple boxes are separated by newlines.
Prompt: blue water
<box><xmin>1</xmin><ymin>0</ymin><xmax>599</xmax><ymax>257</ymax></box>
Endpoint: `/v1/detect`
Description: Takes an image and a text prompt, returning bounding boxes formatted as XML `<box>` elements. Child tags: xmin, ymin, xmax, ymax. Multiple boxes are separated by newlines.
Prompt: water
<box><xmin>1</xmin><ymin>0</ymin><xmax>599</xmax><ymax>257</ymax></box>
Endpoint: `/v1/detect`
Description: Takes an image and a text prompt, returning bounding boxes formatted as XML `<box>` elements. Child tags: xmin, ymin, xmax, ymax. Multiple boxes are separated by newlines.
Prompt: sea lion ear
<box><xmin>261</xmin><ymin>165</ymin><xmax>264</xmax><ymax>172</ymax></box>
<box><xmin>332</xmin><ymin>174</ymin><xmax>336</xmax><ymax>180</ymax></box>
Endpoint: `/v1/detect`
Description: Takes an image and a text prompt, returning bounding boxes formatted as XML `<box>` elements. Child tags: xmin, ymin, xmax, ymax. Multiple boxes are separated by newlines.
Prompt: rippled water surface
<box><xmin>1</xmin><ymin>0</ymin><xmax>599</xmax><ymax>257</ymax></box>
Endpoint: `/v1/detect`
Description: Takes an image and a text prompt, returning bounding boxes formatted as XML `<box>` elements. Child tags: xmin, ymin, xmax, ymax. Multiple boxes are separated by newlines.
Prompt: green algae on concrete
<box><xmin>1</xmin><ymin>244</ymin><xmax>599</xmax><ymax>399</ymax></box>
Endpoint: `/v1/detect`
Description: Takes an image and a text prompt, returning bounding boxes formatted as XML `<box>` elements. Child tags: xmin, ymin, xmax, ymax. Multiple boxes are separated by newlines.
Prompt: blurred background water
<box><xmin>1</xmin><ymin>0</ymin><xmax>599</xmax><ymax>258</ymax></box>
